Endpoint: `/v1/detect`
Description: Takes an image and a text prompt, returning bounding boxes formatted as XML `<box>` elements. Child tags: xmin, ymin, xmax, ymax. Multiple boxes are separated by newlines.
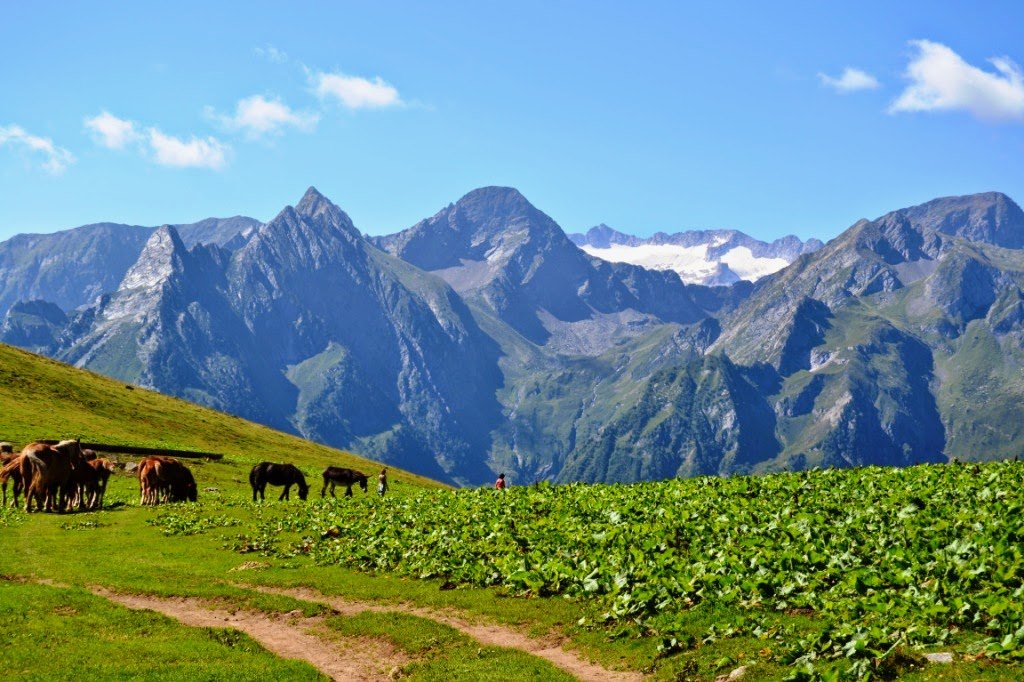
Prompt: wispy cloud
<box><xmin>207</xmin><ymin>95</ymin><xmax>319</xmax><ymax>138</ymax></box>
<box><xmin>311</xmin><ymin>71</ymin><xmax>402</xmax><ymax>109</ymax></box>
<box><xmin>147</xmin><ymin>129</ymin><xmax>229</xmax><ymax>169</ymax></box>
<box><xmin>84</xmin><ymin>111</ymin><xmax>142</xmax><ymax>149</ymax></box>
<box><xmin>890</xmin><ymin>40</ymin><xmax>1024</xmax><ymax>122</ymax></box>
<box><xmin>85</xmin><ymin>111</ymin><xmax>229</xmax><ymax>170</ymax></box>
<box><xmin>254</xmin><ymin>44</ymin><xmax>288</xmax><ymax>64</ymax></box>
<box><xmin>818</xmin><ymin>67</ymin><xmax>880</xmax><ymax>93</ymax></box>
<box><xmin>0</xmin><ymin>124</ymin><xmax>75</xmax><ymax>174</ymax></box>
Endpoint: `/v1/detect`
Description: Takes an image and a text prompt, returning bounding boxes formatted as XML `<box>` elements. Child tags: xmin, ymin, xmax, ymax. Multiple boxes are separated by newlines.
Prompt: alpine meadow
<box><xmin>5</xmin><ymin>3</ymin><xmax>1024</xmax><ymax>681</ymax></box>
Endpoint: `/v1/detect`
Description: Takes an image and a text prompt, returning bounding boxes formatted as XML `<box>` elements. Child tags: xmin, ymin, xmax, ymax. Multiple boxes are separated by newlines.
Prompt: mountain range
<box><xmin>3</xmin><ymin>187</ymin><xmax>1024</xmax><ymax>485</ymax></box>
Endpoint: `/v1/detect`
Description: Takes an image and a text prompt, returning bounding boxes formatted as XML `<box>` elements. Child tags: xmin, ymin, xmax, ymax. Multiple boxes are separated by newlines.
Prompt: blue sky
<box><xmin>2</xmin><ymin>2</ymin><xmax>1024</xmax><ymax>242</ymax></box>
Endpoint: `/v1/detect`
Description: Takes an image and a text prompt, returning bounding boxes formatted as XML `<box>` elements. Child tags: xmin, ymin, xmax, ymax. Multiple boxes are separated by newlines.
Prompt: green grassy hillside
<box><xmin>0</xmin><ymin>342</ymin><xmax>443</xmax><ymax>489</ymax></box>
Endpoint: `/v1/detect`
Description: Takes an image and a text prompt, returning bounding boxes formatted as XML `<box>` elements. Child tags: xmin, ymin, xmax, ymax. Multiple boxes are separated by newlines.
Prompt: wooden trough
<box><xmin>35</xmin><ymin>440</ymin><xmax>223</xmax><ymax>461</ymax></box>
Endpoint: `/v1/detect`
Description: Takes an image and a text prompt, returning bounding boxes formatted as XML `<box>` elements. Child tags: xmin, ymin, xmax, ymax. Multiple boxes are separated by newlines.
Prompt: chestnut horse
<box><xmin>139</xmin><ymin>456</ymin><xmax>197</xmax><ymax>505</ymax></box>
<box><xmin>21</xmin><ymin>439</ymin><xmax>83</xmax><ymax>513</ymax></box>
<box><xmin>1</xmin><ymin>455</ymin><xmax>23</xmax><ymax>508</ymax></box>
<box><xmin>250</xmin><ymin>462</ymin><xmax>309</xmax><ymax>501</ymax></box>
<box><xmin>321</xmin><ymin>467</ymin><xmax>368</xmax><ymax>498</ymax></box>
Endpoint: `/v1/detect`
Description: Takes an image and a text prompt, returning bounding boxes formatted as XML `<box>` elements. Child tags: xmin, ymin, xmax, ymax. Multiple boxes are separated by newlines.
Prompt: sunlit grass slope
<box><xmin>0</xmin><ymin>342</ymin><xmax>444</xmax><ymax>489</ymax></box>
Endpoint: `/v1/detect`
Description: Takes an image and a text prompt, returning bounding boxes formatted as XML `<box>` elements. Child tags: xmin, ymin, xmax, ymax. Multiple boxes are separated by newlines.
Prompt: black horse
<box><xmin>249</xmin><ymin>462</ymin><xmax>309</xmax><ymax>501</ymax></box>
<box><xmin>321</xmin><ymin>466</ymin><xmax>368</xmax><ymax>498</ymax></box>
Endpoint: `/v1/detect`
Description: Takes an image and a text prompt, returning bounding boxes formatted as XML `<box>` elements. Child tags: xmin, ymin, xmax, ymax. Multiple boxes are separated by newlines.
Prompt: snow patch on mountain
<box><xmin>580</xmin><ymin>243</ymin><xmax>790</xmax><ymax>285</ymax></box>
<box><xmin>572</xmin><ymin>225</ymin><xmax>823</xmax><ymax>286</ymax></box>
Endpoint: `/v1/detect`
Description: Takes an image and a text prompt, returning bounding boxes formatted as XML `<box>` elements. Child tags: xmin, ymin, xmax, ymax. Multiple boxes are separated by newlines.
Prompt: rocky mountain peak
<box><xmin>119</xmin><ymin>225</ymin><xmax>188</xmax><ymax>291</ymax></box>
<box><xmin>295</xmin><ymin>185</ymin><xmax>330</xmax><ymax>214</ymax></box>
<box><xmin>897</xmin><ymin>191</ymin><xmax>1024</xmax><ymax>249</ymax></box>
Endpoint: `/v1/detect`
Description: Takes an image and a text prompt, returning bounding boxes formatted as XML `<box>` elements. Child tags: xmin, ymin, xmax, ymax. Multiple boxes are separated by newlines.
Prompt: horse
<box><xmin>1</xmin><ymin>455</ymin><xmax>23</xmax><ymax>508</ymax></box>
<box><xmin>21</xmin><ymin>439</ymin><xmax>82</xmax><ymax>513</ymax></box>
<box><xmin>78</xmin><ymin>458</ymin><xmax>115</xmax><ymax>510</ymax></box>
<box><xmin>68</xmin><ymin>449</ymin><xmax>106</xmax><ymax>511</ymax></box>
<box><xmin>250</xmin><ymin>462</ymin><xmax>309</xmax><ymax>501</ymax></box>
<box><xmin>138</xmin><ymin>456</ymin><xmax>197</xmax><ymax>505</ymax></box>
<box><xmin>321</xmin><ymin>467</ymin><xmax>368</xmax><ymax>498</ymax></box>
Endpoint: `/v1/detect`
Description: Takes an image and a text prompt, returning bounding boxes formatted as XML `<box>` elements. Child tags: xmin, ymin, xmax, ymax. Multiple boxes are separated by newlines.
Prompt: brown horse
<box><xmin>321</xmin><ymin>467</ymin><xmax>368</xmax><ymax>498</ymax></box>
<box><xmin>21</xmin><ymin>440</ymin><xmax>83</xmax><ymax>513</ymax></box>
<box><xmin>139</xmin><ymin>456</ymin><xmax>197</xmax><ymax>505</ymax></box>
<box><xmin>85</xmin><ymin>458</ymin><xmax>115</xmax><ymax>509</ymax></box>
<box><xmin>1</xmin><ymin>455</ymin><xmax>23</xmax><ymax>508</ymax></box>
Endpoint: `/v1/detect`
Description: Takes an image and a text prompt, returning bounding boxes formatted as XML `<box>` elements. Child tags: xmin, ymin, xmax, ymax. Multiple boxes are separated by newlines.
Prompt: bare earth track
<box><xmin>89</xmin><ymin>584</ymin><xmax>642</xmax><ymax>681</ymax></box>
<box><xmin>92</xmin><ymin>587</ymin><xmax>408</xmax><ymax>681</ymax></box>
<box><xmin>257</xmin><ymin>585</ymin><xmax>643</xmax><ymax>682</ymax></box>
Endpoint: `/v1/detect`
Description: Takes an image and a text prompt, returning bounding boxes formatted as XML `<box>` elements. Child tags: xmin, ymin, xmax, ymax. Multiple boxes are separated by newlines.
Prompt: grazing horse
<box><xmin>250</xmin><ymin>462</ymin><xmax>309</xmax><ymax>501</ymax></box>
<box><xmin>321</xmin><ymin>467</ymin><xmax>368</xmax><ymax>498</ymax></box>
<box><xmin>139</xmin><ymin>456</ymin><xmax>197</xmax><ymax>505</ymax></box>
<box><xmin>22</xmin><ymin>440</ymin><xmax>83</xmax><ymax>513</ymax></box>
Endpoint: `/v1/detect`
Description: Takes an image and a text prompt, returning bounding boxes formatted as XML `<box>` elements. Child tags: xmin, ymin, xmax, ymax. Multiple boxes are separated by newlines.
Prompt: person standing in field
<box><xmin>378</xmin><ymin>467</ymin><xmax>388</xmax><ymax>496</ymax></box>
<box><xmin>495</xmin><ymin>472</ymin><xmax>506</xmax><ymax>490</ymax></box>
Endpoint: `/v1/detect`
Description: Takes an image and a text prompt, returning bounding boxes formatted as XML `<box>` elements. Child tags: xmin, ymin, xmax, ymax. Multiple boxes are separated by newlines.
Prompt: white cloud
<box><xmin>0</xmin><ymin>124</ymin><xmax>75</xmax><ymax>174</ymax></box>
<box><xmin>890</xmin><ymin>40</ymin><xmax>1024</xmax><ymax>121</ymax></box>
<box><xmin>818</xmin><ymin>67</ymin><xmax>880</xmax><ymax>93</ymax></box>
<box><xmin>85</xmin><ymin>110</ymin><xmax>230</xmax><ymax>170</ymax></box>
<box><xmin>84</xmin><ymin>111</ymin><xmax>142</xmax><ymax>149</ymax></box>
<box><xmin>147</xmin><ymin>128</ymin><xmax>229</xmax><ymax>169</ymax></box>
<box><xmin>254</xmin><ymin>45</ymin><xmax>288</xmax><ymax>64</ymax></box>
<box><xmin>208</xmin><ymin>95</ymin><xmax>319</xmax><ymax>138</ymax></box>
<box><xmin>312</xmin><ymin>71</ymin><xmax>402</xmax><ymax>109</ymax></box>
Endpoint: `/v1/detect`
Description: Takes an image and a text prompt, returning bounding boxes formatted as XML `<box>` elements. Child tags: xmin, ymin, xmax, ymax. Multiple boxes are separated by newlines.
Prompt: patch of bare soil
<box><xmin>257</xmin><ymin>585</ymin><xmax>643</xmax><ymax>682</ymax></box>
<box><xmin>91</xmin><ymin>587</ymin><xmax>407</xmax><ymax>681</ymax></box>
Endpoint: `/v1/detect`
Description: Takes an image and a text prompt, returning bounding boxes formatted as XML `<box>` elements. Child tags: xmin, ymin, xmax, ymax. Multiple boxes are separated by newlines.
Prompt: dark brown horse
<box><xmin>249</xmin><ymin>462</ymin><xmax>309</xmax><ymax>501</ymax></box>
<box><xmin>321</xmin><ymin>467</ymin><xmax>368</xmax><ymax>498</ymax></box>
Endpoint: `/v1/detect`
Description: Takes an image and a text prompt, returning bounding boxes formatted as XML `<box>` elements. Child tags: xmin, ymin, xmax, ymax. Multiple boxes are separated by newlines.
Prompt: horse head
<box><xmin>53</xmin><ymin>439</ymin><xmax>84</xmax><ymax>463</ymax></box>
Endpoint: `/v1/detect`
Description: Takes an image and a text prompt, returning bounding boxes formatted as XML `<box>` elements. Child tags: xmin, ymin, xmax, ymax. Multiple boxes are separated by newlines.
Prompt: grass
<box><xmin>0</xmin><ymin>580</ymin><xmax>323</xmax><ymax>681</ymax></box>
<box><xmin>5</xmin><ymin>469</ymin><xmax>1019</xmax><ymax>680</ymax></box>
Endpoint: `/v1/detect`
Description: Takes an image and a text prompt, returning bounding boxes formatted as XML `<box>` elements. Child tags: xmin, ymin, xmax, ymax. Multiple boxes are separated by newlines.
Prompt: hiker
<box><xmin>494</xmin><ymin>472</ymin><xmax>506</xmax><ymax>490</ymax></box>
<box><xmin>377</xmin><ymin>467</ymin><xmax>388</xmax><ymax>496</ymax></box>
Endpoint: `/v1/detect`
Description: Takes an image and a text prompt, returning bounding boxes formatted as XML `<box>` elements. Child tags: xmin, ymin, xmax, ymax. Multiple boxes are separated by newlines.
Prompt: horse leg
<box><xmin>345</xmin><ymin>484</ymin><xmax>353</xmax><ymax>498</ymax></box>
<box><xmin>279</xmin><ymin>485</ymin><xmax>289</xmax><ymax>501</ymax></box>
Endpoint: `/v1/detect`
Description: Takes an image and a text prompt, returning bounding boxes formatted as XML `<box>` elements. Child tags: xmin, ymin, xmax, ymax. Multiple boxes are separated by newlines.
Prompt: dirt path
<box><xmin>257</xmin><ymin>585</ymin><xmax>643</xmax><ymax>682</ymax></box>
<box><xmin>92</xmin><ymin>587</ymin><xmax>407</xmax><ymax>681</ymax></box>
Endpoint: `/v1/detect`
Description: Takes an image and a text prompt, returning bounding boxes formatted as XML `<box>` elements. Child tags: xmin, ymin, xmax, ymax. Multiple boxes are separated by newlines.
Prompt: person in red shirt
<box><xmin>494</xmin><ymin>473</ymin><xmax>506</xmax><ymax>490</ymax></box>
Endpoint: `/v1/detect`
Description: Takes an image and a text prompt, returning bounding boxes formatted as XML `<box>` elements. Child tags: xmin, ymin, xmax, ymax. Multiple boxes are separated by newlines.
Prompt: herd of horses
<box><xmin>0</xmin><ymin>440</ymin><xmax>114</xmax><ymax>513</ymax></box>
<box><xmin>0</xmin><ymin>440</ymin><xmax>373</xmax><ymax>513</ymax></box>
